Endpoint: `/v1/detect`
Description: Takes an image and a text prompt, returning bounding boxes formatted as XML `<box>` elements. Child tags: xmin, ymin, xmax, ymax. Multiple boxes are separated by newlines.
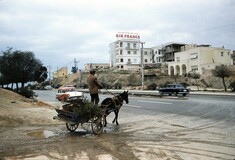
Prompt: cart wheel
<box><xmin>91</xmin><ymin>116</ymin><xmax>104</xmax><ymax>135</ymax></box>
<box><xmin>66</xmin><ymin>123</ymin><xmax>78</xmax><ymax>132</ymax></box>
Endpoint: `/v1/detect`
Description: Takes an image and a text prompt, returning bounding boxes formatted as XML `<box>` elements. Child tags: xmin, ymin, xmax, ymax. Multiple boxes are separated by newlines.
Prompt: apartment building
<box><xmin>162</xmin><ymin>43</ymin><xmax>186</xmax><ymax>62</ymax></box>
<box><xmin>167</xmin><ymin>45</ymin><xmax>232</xmax><ymax>75</ymax></box>
<box><xmin>109</xmin><ymin>32</ymin><xmax>154</xmax><ymax>70</ymax></box>
<box><xmin>152</xmin><ymin>45</ymin><xmax>164</xmax><ymax>63</ymax></box>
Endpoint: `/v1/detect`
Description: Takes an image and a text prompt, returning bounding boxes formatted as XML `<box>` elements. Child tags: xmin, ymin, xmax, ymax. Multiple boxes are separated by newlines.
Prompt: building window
<box><xmin>133</xmin><ymin>43</ymin><xmax>136</xmax><ymax>48</ymax></box>
<box><xmin>120</xmin><ymin>50</ymin><xmax>123</xmax><ymax>55</ymax></box>
<box><xmin>145</xmin><ymin>59</ymin><xmax>147</xmax><ymax>63</ymax></box>
<box><xmin>176</xmin><ymin>57</ymin><xmax>180</xmax><ymax>62</ymax></box>
<box><xmin>190</xmin><ymin>53</ymin><xmax>198</xmax><ymax>59</ymax></box>
<box><xmin>127</xmin><ymin>43</ymin><xmax>130</xmax><ymax>48</ymax></box>
<box><xmin>144</xmin><ymin>51</ymin><xmax>147</xmax><ymax>55</ymax></box>
<box><xmin>155</xmin><ymin>51</ymin><xmax>158</xmax><ymax>54</ymax></box>
<box><xmin>120</xmin><ymin>58</ymin><xmax>123</xmax><ymax>62</ymax></box>
<box><xmin>128</xmin><ymin>51</ymin><xmax>131</xmax><ymax>54</ymax></box>
<box><xmin>121</xmin><ymin>65</ymin><xmax>123</xmax><ymax>69</ymax></box>
<box><xmin>120</xmin><ymin>42</ymin><xmax>123</xmax><ymax>47</ymax></box>
<box><xmin>221</xmin><ymin>52</ymin><xmax>224</xmax><ymax>56</ymax></box>
<box><xmin>134</xmin><ymin>51</ymin><xmax>137</xmax><ymax>54</ymax></box>
<box><xmin>191</xmin><ymin>65</ymin><xmax>198</xmax><ymax>72</ymax></box>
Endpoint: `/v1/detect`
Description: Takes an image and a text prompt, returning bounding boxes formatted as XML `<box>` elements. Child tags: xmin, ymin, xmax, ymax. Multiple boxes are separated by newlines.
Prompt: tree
<box><xmin>34</xmin><ymin>66</ymin><xmax>48</xmax><ymax>83</ymax></box>
<box><xmin>188</xmin><ymin>72</ymin><xmax>201</xmax><ymax>91</ymax></box>
<box><xmin>0</xmin><ymin>48</ymin><xmax>44</xmax><ymax>90</ymax></box>
<box><xmin>212</xmin><ymin>65</ymin><xmax>231</xmax><ymax>91</ymax></box>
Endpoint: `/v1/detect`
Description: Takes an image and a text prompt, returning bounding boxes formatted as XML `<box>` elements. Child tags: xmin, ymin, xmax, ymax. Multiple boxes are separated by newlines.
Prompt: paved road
<box><xmin>33</xmin><ymin>90</ymin><xmax>235</xmax><ymax>159</ymax></box>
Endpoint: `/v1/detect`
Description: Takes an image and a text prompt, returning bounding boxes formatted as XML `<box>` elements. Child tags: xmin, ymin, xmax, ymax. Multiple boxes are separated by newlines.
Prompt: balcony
<box><xmin>126</xmin><ymin>46</ymin><xmax>139</xmax><ymax>50</ymax></box>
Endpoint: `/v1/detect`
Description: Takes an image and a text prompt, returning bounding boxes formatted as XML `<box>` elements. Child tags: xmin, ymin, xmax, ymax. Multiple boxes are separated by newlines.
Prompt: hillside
<box><xmin>52</xmin><ymin>70</ymin><xmax>235</xmax><ymax>90</ymax></box>
<box><xmin>0</xmin><ymin>88</ymin><xmax>61</xmax><ymax>126</ymax></box>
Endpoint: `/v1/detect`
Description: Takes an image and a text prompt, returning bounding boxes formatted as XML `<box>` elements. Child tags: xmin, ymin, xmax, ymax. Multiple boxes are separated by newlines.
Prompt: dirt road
<box><xmin>0</xmin><ymin>88</ymin><xmax>136</xmax><ymax>159</ymax></box>
<box><xmin>1</xmin><ymin>88</ymin><xmax>235</xmax><ymax>160</ymax></box>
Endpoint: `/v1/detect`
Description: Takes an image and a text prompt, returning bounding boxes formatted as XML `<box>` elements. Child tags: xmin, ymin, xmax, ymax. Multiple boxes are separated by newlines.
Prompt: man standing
<box><xmin>87</xmin><ymin>69</ymin><xmax>101</xmax><ymax>105</ymax></box>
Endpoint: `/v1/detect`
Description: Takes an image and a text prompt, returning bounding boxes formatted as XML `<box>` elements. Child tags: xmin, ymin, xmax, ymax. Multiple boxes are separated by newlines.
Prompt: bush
<box><xmin>229</xmin><ymin>81</ymin><xmax>235</xmax><ymax>92</ymax></box>
<box><xmin>100</xmin><ymin>82</ymin><xmax>112</xmax><ymax>89</ymax></box>
<box><xmin>18</xmin><ymin>87</ymin><xmax>36</xmax><ymax>98</ymax></box>
<box><xmin>114</xmin><ymin>83</ymin><xmax>122</xmax><ymax>89</ymax></box>
<box><xmin>147</xmin><ymin>83</ymin><xmax>157</xmax><ymax>90</ymax></box>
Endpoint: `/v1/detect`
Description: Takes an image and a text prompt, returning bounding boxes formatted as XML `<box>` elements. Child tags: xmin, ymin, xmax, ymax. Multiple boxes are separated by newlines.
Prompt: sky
<box><xmin>0</xmin><ymin>0</ymin><xmax>235</xmax><ymax>73</ymax></box>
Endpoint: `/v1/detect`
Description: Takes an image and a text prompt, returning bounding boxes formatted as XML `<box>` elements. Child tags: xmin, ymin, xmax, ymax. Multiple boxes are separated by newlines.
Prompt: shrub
<box><xmin>17</xmin><ymin>87</ymin><xmax>36</xmax><ymax>98</ymax></box>
<box><xmin>229</xmin><ymin>81</ymin><xmax>235</xmax><ymax>92</ymax></box>
<box><xmin>114</xmin><ymin>83</ymin><xmax>122</xmax><ymax>89</ymax></box>
<box><xmin>147</xmin><ymin>83</ymin><xmax>157</xmax><ymax>90</ymax></box>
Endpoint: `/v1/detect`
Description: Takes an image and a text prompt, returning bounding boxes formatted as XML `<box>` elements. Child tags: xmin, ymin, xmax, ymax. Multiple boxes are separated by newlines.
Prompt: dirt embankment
<box><xmin>0</xmin><ymin>88</ymin><xmax>60</xmax><ymax>127</ymax></box>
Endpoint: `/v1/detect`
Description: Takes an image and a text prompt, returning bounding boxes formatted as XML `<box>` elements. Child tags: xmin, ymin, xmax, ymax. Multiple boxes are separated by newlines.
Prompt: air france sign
<box><xmin>116</xmin><ymin>32</ymin><xmax>140</xmax><ymax>39</ymax></box>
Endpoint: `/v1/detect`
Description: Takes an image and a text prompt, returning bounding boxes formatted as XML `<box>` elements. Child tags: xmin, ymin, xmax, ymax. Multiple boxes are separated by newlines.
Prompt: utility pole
<box><xmin>74</xmin><ymin>58</ymin><xmax>80</xmax><ymax>88</ymax></box>
<box><xmin>47</xmin><ymin>66</ymin><xmax>51</xmax><ymax>85</ymax></box>
<box><xmin>140</xmin><ymin>42</ymin><xmax>145</xmax><ymax>90</ymax></box>
<box><xmin>74</xmin><ymin>58</ymin><xmax>79</xmax><ymax>72</ymax></box>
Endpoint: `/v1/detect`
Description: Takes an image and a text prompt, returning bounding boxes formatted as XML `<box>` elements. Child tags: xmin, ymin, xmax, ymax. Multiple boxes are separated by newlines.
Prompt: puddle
<box><xmin>27</xmin><ymin>130</ymin><xmax>58</xmax><ymax>139</ymax></box>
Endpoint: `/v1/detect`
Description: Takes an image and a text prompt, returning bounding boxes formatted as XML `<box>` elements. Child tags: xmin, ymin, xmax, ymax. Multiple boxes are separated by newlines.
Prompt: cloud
<box><xmin>0</xmin><ymin>0</ymin><xmax>234</xmax><ymax>72</ymax></box>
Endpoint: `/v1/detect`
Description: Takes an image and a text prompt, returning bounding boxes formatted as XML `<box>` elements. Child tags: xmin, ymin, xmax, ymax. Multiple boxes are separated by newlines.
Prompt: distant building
<box><xmin>84</xmin><ymin>63</ymin><xmax>110</xmax><ymax>71</ymax></box>
<box><xmin>53</xmin><ymin>67</ymin><xmax>68</xmax><ymax>78</ymax></box>
<box><xmin>162</xmin><ymin>42</ymin><xmax>186</xmax><ymax>62</ymax></box>
<box><xmin>152</xmin><ymin>45</ymin><xmax>164</xmax><ymax>63</ymax></box>
<box><xmin>167</xmin><ymin>45</ymin><xmax>233</xmax><ymax>75</ymax></box>
<box><xmin>108</xmin><ymin>33</ymin><xmax>234</xmax><ymax>75</ymax></box>
<box><xmin>109</xmin><ymin>32</ymin><xmax>153</xmax><ymax>70</ymax></box>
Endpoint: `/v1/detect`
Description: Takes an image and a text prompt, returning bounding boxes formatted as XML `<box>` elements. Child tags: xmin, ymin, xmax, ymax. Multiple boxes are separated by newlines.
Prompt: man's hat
<box><xmin>90</xmin><ymin>69</ymin><xmax>96</xmax><ymax>74</ymax></box>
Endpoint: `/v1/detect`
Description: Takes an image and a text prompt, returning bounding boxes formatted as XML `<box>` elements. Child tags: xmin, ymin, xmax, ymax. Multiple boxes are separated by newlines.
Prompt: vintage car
<box><xmin>56</xmin><ymin>86</ymin><xmax>84</xmax><ymax>101</ymax></box>
<box><xmin>159</xmin><ymin>83</ymin><xmax>190</xmax><ymax>96</ymax></box>
<box><xmin>44</xmin><ymin>85</ymin><xmax>53</xmax><ymax>90</ymax></box>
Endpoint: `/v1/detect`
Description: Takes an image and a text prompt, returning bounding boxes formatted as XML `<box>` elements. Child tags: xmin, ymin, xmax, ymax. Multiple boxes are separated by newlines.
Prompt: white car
<box><xmin>44</xmin><ymin>85</ymin><xmax>53</xmax><ymax>90</ymax></box>
<box><xmin>56</xmin><ymin>86</ymin><xmax>84</xmax><ymax>101</ymax></box>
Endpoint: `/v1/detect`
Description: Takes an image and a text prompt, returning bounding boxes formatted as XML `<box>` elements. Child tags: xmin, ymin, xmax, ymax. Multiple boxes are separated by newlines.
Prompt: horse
<box><xmin>100</xmin><ymin>91</ymin><xmax>129</xmax><ymax>126</ymax></box>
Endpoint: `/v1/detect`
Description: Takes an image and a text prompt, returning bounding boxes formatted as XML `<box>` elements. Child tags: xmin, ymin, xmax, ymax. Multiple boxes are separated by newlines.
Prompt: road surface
<box><xmin>1</xmin><ymin>90</ymin><xmax>234</xmax><ymax>160</ymax></box>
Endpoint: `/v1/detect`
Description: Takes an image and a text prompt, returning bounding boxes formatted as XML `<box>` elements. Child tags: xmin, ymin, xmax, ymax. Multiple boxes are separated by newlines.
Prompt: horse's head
<box><xmin>120</xmin><ymin>91</ymin><xmax>129</xmax><ymax>104</ymax></box>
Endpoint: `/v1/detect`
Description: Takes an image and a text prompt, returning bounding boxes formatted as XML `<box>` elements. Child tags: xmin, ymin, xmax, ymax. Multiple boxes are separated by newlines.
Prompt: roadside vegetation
<box><xmin>0</xmin><ymin>48</ymin><xmax>47</xmax><ymax>98</ymax></box>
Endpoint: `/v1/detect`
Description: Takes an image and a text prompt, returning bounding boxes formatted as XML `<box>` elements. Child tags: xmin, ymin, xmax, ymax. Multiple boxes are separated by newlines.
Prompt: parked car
<box><xmin>56</xmin><ymin>86</ymin><xmax>84</xmax><ymax>101</ymax></box>
<box><xmin>44</xmin><ymin>85</ymin><xmax>53</xmax><ymax>90</ymax></box>
<box><xmin>159</xmin><ymin>83</ymin><xmax>190</xmax><ymax>96</ymax></box>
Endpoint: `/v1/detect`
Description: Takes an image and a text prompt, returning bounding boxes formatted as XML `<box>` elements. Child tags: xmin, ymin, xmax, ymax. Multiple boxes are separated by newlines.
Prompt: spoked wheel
<box><xmin>91</xmin><ymin>116</ymin><xmax>105</xmax><ymax>135</ymax></box>
<box><xmin>66</xmin><ymin>123</ymin><xmax>78</xmax><ymax>132</ymax></box>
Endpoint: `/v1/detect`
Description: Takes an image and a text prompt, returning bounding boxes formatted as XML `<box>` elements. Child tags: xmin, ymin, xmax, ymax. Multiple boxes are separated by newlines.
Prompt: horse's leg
<box><xmin>112</xmin><ymin>110</ymin><xmax>119</xmax><ymax>125</ymax></box>
<box><xmin>104</xmin><ymin>115</ymin><xmax>107</xmax><ymax>127</ymax></box>
<box><xmin>112</xmin><ymin>110</ymin><xmax>117</xmax><ymax>124</ymax></box>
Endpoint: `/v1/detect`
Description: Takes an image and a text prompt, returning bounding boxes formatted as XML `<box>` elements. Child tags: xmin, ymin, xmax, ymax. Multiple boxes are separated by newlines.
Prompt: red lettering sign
<box><xmin>116</xmin><ymin>33</ymin><xmax>140</xmax><ymax>39</ymax></box>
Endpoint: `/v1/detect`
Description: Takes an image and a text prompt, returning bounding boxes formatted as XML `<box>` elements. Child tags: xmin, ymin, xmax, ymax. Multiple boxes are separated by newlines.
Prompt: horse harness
<box><xmin>101</xmin><ymin>95</ymin><xmax>123</xmax><ymax>113</ymax></box>
<box><xmin>111</xmin><ymin>95</ymin><xmax>123</xmax><ymax>110</ymax></box>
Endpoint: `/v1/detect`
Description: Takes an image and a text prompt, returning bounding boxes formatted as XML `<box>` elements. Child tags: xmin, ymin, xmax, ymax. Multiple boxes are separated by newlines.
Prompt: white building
<box><xmin>167</xmin><ymin>45</ymin><xmax>233</xmax><ymax>75</ymax></box>
<box><xmin>152</xmin><ymin>45</ymin><xmax>164</xmax><ymax>63</ymax></box>
<box><xmin>109</xmin><ymin>32</ymin><xmax>153</xmax><ymax>70</ymax></box>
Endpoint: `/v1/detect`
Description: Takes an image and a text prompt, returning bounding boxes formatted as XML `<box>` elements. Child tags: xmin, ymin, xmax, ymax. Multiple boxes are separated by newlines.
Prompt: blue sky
<box><xmin>0</xmin><ymin>0</ymin><xmax>234</xmax><ymax>72</ymax></box>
